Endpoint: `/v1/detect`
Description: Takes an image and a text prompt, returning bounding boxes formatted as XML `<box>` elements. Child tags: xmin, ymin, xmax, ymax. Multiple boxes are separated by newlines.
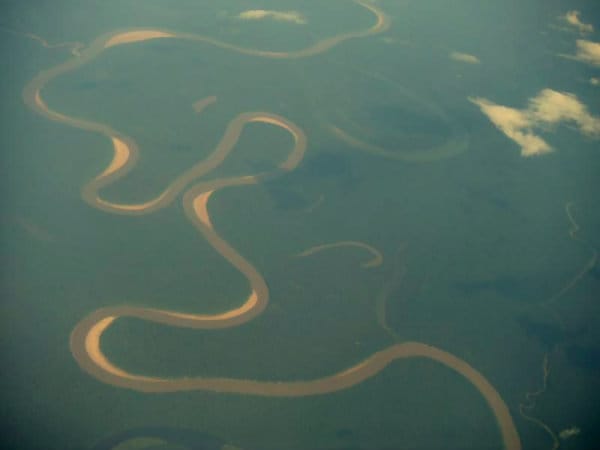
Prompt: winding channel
<box><xmin>296</xmin><ymin>241</ymin><xmax>383</xmax><ymax>268</ymax></box>
<box><xmin>324</xmin><ymin>67</ymin><xmax>471</xmax><ymax>163</ymax></box>
<box><xmin>22</xmin><ymin>2</ymin><xmax>521</xmax><ymax>449</ymax></box>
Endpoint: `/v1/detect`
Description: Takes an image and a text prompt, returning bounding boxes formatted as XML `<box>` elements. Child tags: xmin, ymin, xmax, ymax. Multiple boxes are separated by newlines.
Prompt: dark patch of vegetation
<box><xmin>454</xmin><ymin>276</ymin><xmax>536</xmax><ymax>302</ymax></box>
<box><xmin>516</xmin><ymin>316</ymin><xmax>566</xmax><ymax>350</ymax></box>
<box><xmin>566</xmin><ymin>345</ymin><xmax>600</xmax><ymax>371</ymax></box>
<box><xmin>264</xmin><ymin>150</ymin><xmax>358</xmax><ymax>210</ymax></box>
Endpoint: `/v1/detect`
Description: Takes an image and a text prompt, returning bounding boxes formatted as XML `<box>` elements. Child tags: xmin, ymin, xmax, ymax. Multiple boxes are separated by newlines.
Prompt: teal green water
<box><xmin>1</xmin><ymin>1</ymin><xmax>600</xmax><ymax>449</ymax></box>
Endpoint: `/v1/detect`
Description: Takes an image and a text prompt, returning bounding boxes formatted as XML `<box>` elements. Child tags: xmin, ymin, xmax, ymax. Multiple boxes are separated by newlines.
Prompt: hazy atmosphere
<box><xmin>1</xmin><ymin>1</ymin><xmax>599</xmax><ymax>449</ymax></box>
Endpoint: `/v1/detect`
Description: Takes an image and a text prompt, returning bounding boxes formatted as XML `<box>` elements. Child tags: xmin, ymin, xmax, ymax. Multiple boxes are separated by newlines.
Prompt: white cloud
<box><xmin>563</xmin><ymin>10</ymin><xmax>594</xmax><ymax>33</ymax></box>
<box><xmin>470</xmin><ymin>89</ymin><xmax>600</xmax><ymax>156</ymax></box>
<box><xmin>237</xmin><ymin>10</ymin><xmax>306</xmax><ymax>24</ymax></box>
<box><xmin>450</xmin><ymin>51</ymin><xmax>480</xmax><ymax>64</ymax></box>
<box><xmin>566</xmin><ymin>39</ymin><xmax>600</xmax><ymax>66</ymax></box>
<box><xmin>469</xmin><ymin>97</ymin><xmax>552</xmax><ymax>156</ymax></box>
<box><xmin>591</xmin><ymin>77</ymin><xmax>600</xmax><ymax>86</ymax></box>
<box><xmin>528</xmin><ymin>89</ymin><xmax>600</xmax><ymax>135</ymax></box>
